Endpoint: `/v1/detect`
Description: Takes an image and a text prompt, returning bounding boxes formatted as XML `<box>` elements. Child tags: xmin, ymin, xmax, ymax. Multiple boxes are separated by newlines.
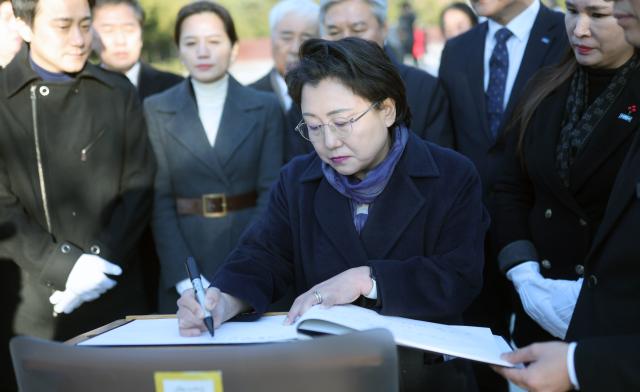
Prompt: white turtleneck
<box><xmin>191</xmin><ymin>74</ymin><xmax>229</xmax><ymax>147</ymax></box>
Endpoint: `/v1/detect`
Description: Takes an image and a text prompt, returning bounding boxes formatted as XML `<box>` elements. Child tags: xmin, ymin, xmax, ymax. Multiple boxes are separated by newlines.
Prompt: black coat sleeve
<box><xmin>492</xmin><ymin>128</ymin><xmax>539</xmax><ymax>273</ymax></box>
<box><xmin>95</xmin><ymin>86</ymin><xmax>156</xmax><ymax>267</ymax></box>
<box><xmin>0</xmin><ymin>155</ymin><xmax>83</xmax><ymax>289</ymax></box>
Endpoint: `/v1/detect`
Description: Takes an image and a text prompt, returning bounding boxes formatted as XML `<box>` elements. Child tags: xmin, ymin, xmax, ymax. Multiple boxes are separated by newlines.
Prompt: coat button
<box><xmin>71</xmin><ymin>211</ymin><xmax>77</xmax><ymax>217</ymax></box>
<box><xmin>61</xmin><ymin>244</ymin><xmax>71</xmax><ymax>253</ymax></box>
<box><xmin>588</xmin><ymin>274</ymin><xmax>598</xmax><ymax>288</ymax></box>
<box><xmin>39</xmin><ymin>86</ymin><xmax>50</xmax><ymax>96</ymax></box>
<box><xmin>540</xmin><ymin>259</ymin><xmax>552</xmax><ymax>269</ymax></box>
<box><xmin>579</xmin><ymin>218</ymin><xmax>588</xmax><ymax>227</ymax></box>
<box><xmin>575</xmin><ymin>264</ymin><xmax>584</xmax><ymax>275</ymax></box>
<box><xmin>544</xmin><ymin>209</ymin><xmax>553</xmax><ymax>219</ymax></box>
<box><xmin>90</xmin><ymin>245</ymin><xmax>101</xmax><ymax>255</ymax></box>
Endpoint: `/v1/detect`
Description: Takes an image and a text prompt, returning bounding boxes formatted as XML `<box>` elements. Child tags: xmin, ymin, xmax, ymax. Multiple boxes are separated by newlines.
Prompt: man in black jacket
<box><xmin>91</xmin><ymin>0</ymin><xmax>181</xmax><ymax>314</ymax></box>
<box><xmin>249</xmin><ymin>0</ymin><xmax>319</xmax><ymax>162</ymax></box>
<box><xmin>92</xmin><ymin>0</ymin><xmax>182</xmax><ymax>100</ymax></box>
<box><xmin>0</xmin><ymin>0</ymin><xmax>155</xmax><ymax>345</ymax></box>
<box><xmin>494</xmin><ymin>0</ymin><xmax>640</xmax><ymax>389</ymax></box>
<box><xmin>319</xmin><ymin>0</ymin><xmax>453</xmax><ymax>147</ymax></box>
<box><xmin>438</xmin><ymin>0</ymin><xmax>567</xmax><ymax>389</ymax></box>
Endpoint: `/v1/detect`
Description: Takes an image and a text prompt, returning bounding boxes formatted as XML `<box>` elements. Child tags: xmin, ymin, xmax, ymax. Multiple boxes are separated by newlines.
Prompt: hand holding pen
<box><xmin>177</xmin><ymin>257</ymin><xmax>249</xmax><ymax>337</ymax></box>
<box><xmin>184</xmin><ymin>257</ymin><xmax>215</xmax><ymax>336</ymax></box>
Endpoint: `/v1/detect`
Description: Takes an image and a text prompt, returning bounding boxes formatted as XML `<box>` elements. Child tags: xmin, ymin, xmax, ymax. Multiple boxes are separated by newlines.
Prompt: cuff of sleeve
<box><xmin>498</xmin><ymin>240</ymin><xmax>539</xmax><ymax>274</ymax></box>
<box><xmin>506</xmin><ymin>261</ymin><xmax>541</xmax><ymax>284</ymax></box>
<box><xmin>567</xmin><ymin>342</ymin><xmax>580</xmax><ymax>390</ymax></box>
<box><xmin>175</xmin><ymin>278</ymin><xmax>192</xmax><ymax>295</ymax></box>
<box><xmin>86</xmin><ymin>241</ymin><xmax>112</xmax><ymax>261</ymax></box>
<box><xmin>40</xmin><ymin>242</ymin><xmax>84</xmax><ymax>290</ymax></box>
<box><xmin>365</xmin><ymin>277</ymin><xmax>378</xmax><ymax>300</ymax></box>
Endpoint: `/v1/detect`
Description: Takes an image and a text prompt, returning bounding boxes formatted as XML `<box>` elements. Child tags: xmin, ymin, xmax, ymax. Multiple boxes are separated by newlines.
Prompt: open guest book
<box><xmin>78</xmin><ymin>304</ymin><xmax>515</xmax><ymax>367</ymax></box>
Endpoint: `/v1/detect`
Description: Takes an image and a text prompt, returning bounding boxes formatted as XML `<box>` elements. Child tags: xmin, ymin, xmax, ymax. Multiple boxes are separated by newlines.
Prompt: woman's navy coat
<box><xmin>213</xmin><ymin>132</ymin><xmax>489</xmax><ymax>323</ymax></box>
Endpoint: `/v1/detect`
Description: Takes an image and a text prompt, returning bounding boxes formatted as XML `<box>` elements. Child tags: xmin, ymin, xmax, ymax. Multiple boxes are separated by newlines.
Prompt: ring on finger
<box><xmin>313</xmin><ymin>290</ymin><xmax>323</xmax><ymax>305</ymax></box>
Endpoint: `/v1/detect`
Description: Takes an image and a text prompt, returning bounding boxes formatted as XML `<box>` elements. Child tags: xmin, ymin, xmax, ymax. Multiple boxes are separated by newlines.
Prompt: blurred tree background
<box><xmin>138</xmin><ymin>0</ymin><xmax>451</xmax><ymax>64</ymax></box>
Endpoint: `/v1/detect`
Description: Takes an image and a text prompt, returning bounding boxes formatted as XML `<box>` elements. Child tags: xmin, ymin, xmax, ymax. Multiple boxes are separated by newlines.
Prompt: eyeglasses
<box><xmin>295</xmin><ymin>102</ymin><xmax>379</xmax><ymax>142</ymax></box>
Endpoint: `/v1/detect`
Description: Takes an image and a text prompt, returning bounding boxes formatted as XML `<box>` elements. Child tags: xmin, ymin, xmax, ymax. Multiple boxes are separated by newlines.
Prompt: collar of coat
<box><xmin>3</xmin><ymin>43</ymin><xmax>116</xmax><ymax>98</ymax></box>
<box><xmin>150</xmin><ymin>75</ymin><xmax>266</xmax><ymax>114</ymax></box>
<box><xmin>298</xmin><ymin>130</ymin><xmax>441</xmax><ymax>182</ymax></box>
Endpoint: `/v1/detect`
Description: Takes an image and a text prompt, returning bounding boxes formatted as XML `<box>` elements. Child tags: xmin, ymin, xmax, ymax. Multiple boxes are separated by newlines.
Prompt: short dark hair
<box><xmin>174</xmin><ymin>1</ymin><xmax>237</xmax><ymax>46</ymax></box>
<box><xmin>12</xmin><ymin>0</ymin><xmax>96</xmax><ymax>26</ymax></box>
<box><xmin>439</xmin><ymin>2</ymin><xmax>478</xmax><ymax>34</ymax></box>
<box><xmin>286</xmin><ymin>37</ymin><xmax>411</xmax><ymax>129</ymax></box>
<box><xmin>94</xmin><ymin>0</ymin><xmax>145</xmax><ymax>27</ymax></box>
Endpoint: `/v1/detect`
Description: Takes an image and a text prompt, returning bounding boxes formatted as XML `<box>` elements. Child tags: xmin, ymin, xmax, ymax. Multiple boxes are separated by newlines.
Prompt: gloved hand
<box><xmin>175</xmin><ymin>274</ymin><xmax>211</xmax><ymax>296</ymax></box>
<box><xmin>507</xmin><ymin>261</ymin><xmax>583</xmax><ymax>339</ymax></box>
<box><xmin>49</xmin><ymin>254</ymin><xmax>122</xmax><ymax>314</ymax></box>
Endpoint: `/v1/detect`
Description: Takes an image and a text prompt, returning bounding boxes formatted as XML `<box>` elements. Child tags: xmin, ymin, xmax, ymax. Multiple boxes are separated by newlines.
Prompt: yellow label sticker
<box><xmin>154</xmin><ymin>371</ymin><xmax>223</xmax><ymax>392</ymax></box>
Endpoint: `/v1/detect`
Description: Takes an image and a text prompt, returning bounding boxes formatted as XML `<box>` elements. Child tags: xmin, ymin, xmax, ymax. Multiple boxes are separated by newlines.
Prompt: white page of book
<box><xmin>296</xmin><ymin>305</ymin><xmax>514</xmax><ymax>367</ymax></box>
<box><xmin>78</xmin><ymin>315</ymin><xmax>298</xmax><ymax>346</ymax></box>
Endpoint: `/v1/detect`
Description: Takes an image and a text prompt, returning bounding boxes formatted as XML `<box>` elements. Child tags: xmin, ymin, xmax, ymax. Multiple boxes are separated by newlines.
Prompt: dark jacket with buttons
<box><xmin>0</xmin><ymin>46</ymin><xmax>155</xmax><ymax>340</ymax></box>
<box><xmin>492</xmin><ymin>67</ymin><xmax>640</xmax><ymax>346</ymax></box>
<box><xmin>565</xmin><ymin>122</ymin><xmax>640</xmax><ymax>392</ymax></box>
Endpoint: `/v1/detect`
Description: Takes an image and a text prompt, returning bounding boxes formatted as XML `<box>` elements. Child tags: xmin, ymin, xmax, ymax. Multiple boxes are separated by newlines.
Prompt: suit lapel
<box><xmin>137</xmin><ymin>62</ymin><xmax>151</xmax><ymax>99</ymax></box>
<box><xmin>314</xmin><ymin>180</ymin><xmax>369</xmax><ymax>268</ymax></box>
<box><xmin>532</xmin><ymin>84</ymin><xmax>586</xmax><ymax>217</ymax></box>
<box><xmin>164</xmin><ymin>81</ymin><xmax>228</xmax><ymax>183</ymax></box>
<box><xmin>569</xmin><ymin>77</ymin><xmax>640</xmax><ymax>191</ymax></box>
<box><xmin>213</xmin><ymin>77</ymin><xmax>260</xmax><ymax>167</ymax></box>
<box><xmin>468</xmin><ymin>23</ymin><xmax>492</xmax><ymax>143</ymax></box>
<box><xmin>360</xmin><ymin>165</ymin><xmax>426</xmax><ymax>259</ymax></box>
<box><xmin>588</xmin><ymin>127</ymin><xmax>640</xmax><ymax>255</ymax></box>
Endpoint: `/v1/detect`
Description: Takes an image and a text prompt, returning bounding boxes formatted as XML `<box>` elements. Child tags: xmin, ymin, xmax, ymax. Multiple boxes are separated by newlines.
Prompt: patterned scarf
<box><xmin>556</xmin><ymin>54</ymin><xmax>639</xmax><ymax>187</ymax></box>
<box><xmin>321</xmin><ymin>126</ymin><xmax>409</xmax><ymax>234</ymax></box>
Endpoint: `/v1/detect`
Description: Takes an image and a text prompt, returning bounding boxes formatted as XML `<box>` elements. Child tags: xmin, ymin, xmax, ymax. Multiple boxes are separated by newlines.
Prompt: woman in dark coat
<box><xmin>144</xmin><ymin>2</ymin><xmax>284</xmax><ymax>312</ymax></box>
<box><xmin>493</xmin><ymin>0</ymin><xmax>638</xmax><ymax>347</ymax></box>
<box><xmin>177</xmin><ymin>37</ymin><xmax>489</xmax><ymax>392</ymax></box>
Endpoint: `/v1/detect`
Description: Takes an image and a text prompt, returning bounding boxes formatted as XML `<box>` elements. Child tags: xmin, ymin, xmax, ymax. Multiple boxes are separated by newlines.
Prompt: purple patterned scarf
<box><xmin>321</xmin><ymin>126</ymin><xmax>409</xmax><ymax>233</ymax></box>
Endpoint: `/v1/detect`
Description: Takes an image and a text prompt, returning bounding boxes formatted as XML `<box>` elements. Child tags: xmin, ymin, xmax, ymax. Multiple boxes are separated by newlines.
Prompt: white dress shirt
<box><xmin>274</xmin><ymin>72</ymin><xmax>293</xmax><ymax>112</ymax></box>
<box><xmin>124</xmin><ymin>61</ymin><xmax>141</xmax><ymax>88</ymax></box>
<box><xmin>484</xmin><ymin>0</ymin><xmax>540</xmax><ymax>109</ymax></box>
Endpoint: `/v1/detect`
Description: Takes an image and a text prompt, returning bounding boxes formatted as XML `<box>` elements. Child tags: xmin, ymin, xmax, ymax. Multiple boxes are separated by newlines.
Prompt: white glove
<box><xmin>175</xmin><ymin>274</ymin><xmax>211</xmax><ymax>295</ymax></box>
<box><xmin>49</xmin><ymin>254</ymin><xmax>122</xmax><ymax>314</ymax></box>
<box><xmin>507</xmin><ymin>261</ymin><xmax>583</xmax><ymax>339</ymax></box>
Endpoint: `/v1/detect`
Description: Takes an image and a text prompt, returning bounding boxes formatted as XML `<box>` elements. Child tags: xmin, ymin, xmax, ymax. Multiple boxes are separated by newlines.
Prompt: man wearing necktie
<box><xmin>439</xmin><ymin>0</ymin><xmax>568</xmax><ymax>390</ymax></box>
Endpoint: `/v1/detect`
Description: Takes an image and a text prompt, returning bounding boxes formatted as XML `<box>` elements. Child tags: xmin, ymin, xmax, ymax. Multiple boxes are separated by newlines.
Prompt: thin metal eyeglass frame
<box><xmin>295</xmin><ymin>101</ymin><xmax>380</xmax><ymax>142</ymax></box>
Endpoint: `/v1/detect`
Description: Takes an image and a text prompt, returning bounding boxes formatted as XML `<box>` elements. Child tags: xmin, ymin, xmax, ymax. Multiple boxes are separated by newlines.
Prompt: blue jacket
<box><xmin>213</xmin><ymin>132</ymin><xmax>489</xmax><ymax>323</ymax></box>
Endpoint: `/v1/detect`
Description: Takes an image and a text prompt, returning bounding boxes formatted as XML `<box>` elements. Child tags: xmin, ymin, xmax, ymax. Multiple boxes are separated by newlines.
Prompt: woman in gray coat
<box><xmin>144</xmin><ymin>1</ymin><xmax>284</xmax><ymax>312</ymax></box>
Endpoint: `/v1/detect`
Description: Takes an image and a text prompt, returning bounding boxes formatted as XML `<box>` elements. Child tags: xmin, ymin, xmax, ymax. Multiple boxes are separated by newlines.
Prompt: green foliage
<box><xmin>216</xmin><ymin>0</ymin><xmax>281</xmax><ymax>38</ymax></box>
<box><xmin>139</xmin><ymin>0</ymin><xmax>186</xmax><ymax>62</ymax></box>
<box><xmin>140</xmin><ymin>0</ymin><xmax>506</xmax><ymax>63</ymax></box>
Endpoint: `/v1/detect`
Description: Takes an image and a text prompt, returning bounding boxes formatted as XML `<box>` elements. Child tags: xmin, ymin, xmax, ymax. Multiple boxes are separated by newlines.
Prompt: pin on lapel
<box><xmin>618</xmin><ymin>104</ymin><xmax>637</xmax><ymax>123</ymax></box>
<box><xmin>541</xmin><ymin>37</ymin><xmax>550</xmax><ymax>44</ymax></box>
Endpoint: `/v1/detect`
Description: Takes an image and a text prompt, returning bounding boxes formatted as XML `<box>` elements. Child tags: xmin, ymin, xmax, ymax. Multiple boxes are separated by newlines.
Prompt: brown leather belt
<box><xmin>176</xmin><ymin>191</ymin><xmax>258</xmax><ymax>218</ymax></box>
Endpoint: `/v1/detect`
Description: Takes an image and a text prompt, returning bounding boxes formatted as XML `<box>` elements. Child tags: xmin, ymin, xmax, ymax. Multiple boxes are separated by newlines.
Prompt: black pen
<box><xmin>185</xmin><ymin>257</ymin><xmax>215</xmax><ymax>337</ymax></box>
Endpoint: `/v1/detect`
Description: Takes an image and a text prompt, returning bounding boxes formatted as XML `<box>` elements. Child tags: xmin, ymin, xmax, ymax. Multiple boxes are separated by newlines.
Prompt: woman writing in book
<box><xmin>177</xmin><ymin>37</ymin><xmax>489</xmax><ymax>391</ymax></box>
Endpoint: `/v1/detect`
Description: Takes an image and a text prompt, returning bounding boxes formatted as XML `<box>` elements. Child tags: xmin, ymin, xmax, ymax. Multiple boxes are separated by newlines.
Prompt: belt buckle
<box><xmin>202</xmin><ymin>193</ymin><xmax>227</xmax><ymax>218</ymax></box>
